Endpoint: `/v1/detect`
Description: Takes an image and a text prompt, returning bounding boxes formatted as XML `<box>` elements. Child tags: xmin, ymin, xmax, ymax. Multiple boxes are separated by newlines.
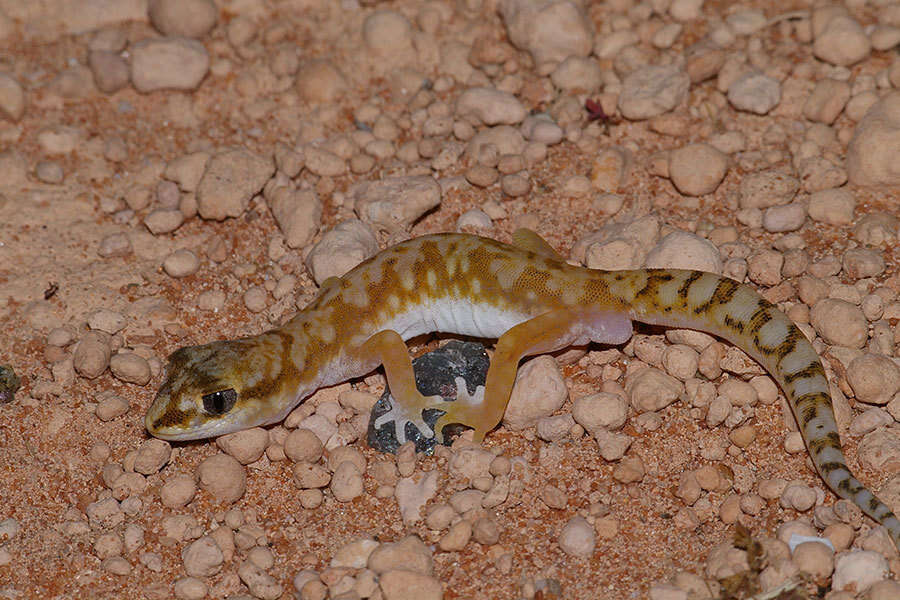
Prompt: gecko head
<box><xmin>146</xmin><ymin>338</ymin><xmax>290</xmax><ymax>441</ymax></box>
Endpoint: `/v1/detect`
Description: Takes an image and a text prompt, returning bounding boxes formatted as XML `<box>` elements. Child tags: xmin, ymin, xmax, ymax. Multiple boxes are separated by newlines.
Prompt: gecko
<box><xmin>145</xmin><ymin>229</ymin><xmax>900</xmax><ymax>547</ymax></box>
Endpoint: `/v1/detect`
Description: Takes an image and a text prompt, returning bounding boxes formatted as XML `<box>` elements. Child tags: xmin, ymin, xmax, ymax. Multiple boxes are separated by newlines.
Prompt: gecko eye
<box><xmin>202</xmin><ymin>389</ymin><xmax>237</xmax><ymax>415</ymax></box>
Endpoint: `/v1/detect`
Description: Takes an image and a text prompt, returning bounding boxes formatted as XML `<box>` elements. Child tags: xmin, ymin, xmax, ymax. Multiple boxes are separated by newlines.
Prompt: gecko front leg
<box><xmin>360</xmin><ymin>330</ymin><xmax>452</xmax><ymax>444</ymax></box>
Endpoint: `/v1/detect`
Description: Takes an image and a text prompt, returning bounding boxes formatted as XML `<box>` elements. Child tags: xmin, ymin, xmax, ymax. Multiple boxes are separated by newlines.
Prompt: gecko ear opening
<box><xmin>202</xmin><ymin>389</ymin><xmax>238</xmax><ymax>415</ymax></box>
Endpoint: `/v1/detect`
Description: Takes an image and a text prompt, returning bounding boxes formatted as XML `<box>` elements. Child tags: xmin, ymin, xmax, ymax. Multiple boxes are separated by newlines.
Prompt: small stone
<box><xmin>293</xmin><ymin>462</ymin><xmax>331</xmax><ymax>489</ymax></box>
<box><xmin>296</xmin><ymin>59</ymin><xmax>347</xmax><ymax>104</ymax></box>
<box><xmin>73</xmin><ymin>332</ymin><xmax>111</xmax><ymax>379</ymax></box>
<box><xmin>763</xmin><ymin>203</ymin><xmax>806</xmax><ymax>233</ymax></box>
<box><xmin>87</xmin><ymin>50</ymin><xmax>129</xmax><ymax>94</ymax></box>
<box><xmin>161</xmin><ymin>475</ymin><xmax>197</xmax><ymax>508</ymax></box>
<box><xmin>503</xmin><ymin>356</ymin><xmax>567</xmax><ymax>430</ymax></box>
<box><xmin>196</xmin><ymin>454</ymin><xmax>246</xmax><ymax>504</ymax></box>
<box><xmin>37</xmin><ymin>126</ymin><xmax>81</xmax><ymax>155</ymax></box>
<box><xmin>550</xmin><ymin>56</ymin><xmax>602</xmax><ymax>92</ymax></box>
<box><xmin>362</xmin><ymin>10</ymin><xmax>413</xmax><ymax>57</ymax></box>
<box><xmin>842</xmin><ymin>248</ymin><xmax>884</xmax><ymax>279</ymax></box>
<box><xmin>243</xmin><ymin>287</ymin><xmax>267</xmax><ymax>313</ymax></box>
<box><xmin>353</xmin><ymin>176</ymin><xmax>441</xmax><ymax>232</ymax></box>
<box><xmin>572</xmin><ymin>392</ymin><xmax>628</xmax><ymax>433</ymax></box>
<box><xmin>98</xmin><ymin>233</ymin><xmax>132</xmax><ymax>258</ymax></box>
<box><xmin>267</xmin><ymin>187</ymin><xmax>321</xmax><ymax>249</ymax></box>
<box><xmin>499</xmin><ymin>0</ymin><xmax>593</xmax><ymax>72</ymax></box>
<box><xmin>728</xmin><ymin>72</ymin><xmax>781</xmax><ymax>115</ymax></box>
<box><xmin>739</xmin><ymin>170</ymin><xmax>799</xmax><ymax>209</ymax></box>
<box><xmin>216</xmin><ymin>428</ymin><xmax>269</xmax><ymax>464</ymax></box>
<box><xmin>625</xmin><ymin>368</ymin><xmax>682</xmax><ymax>413</ymax></box>
<box><xmin>438</xmin><ymin>520</ymin><xmax>472</xmax><ymax>552</ymax></box>
<box><xmin>367</xmin><ymin>535</ymin><xmax>434</xmax><ymax>575</ymax></box>
<box><xmin>810</xmin><ymin>299</ymin><xmax>868</xmax><ymax>348</ymax></box>
<box><xmin>330</xmin><ymin>461</ymin><xmax>364</xmax><ymax>502</ymax></box>
<box><xmin>853</xmin><ymin>213</ymin><xmax>898</xmax><ymax>246</ymax></box>
<box><xmin>456</xmin><ymin>209</ymin><xmax>492</xmax><ymax>230</ymax></box>
<box><xmin>331</xmin><ymin>538</ymin><xmax>380</xmax><ymax>569</ymax></box>
<box><xmin>813</xmin><ymin>16</ymin><xmax>871</xmax><ymax>67</ymax></box>
<box><xmin>130</xmin><ymin>38</ymin><xmax>209</xmax><ymax>93</ymax></box>
<box><xmin>526</xmin><ymin>120</ymin><xmax>563</xmax><ymax>145</ymax></box>
<box><xmin>148</xmin><ymin>0</ymin><xmax>217</xmax><ymax>38</ymax></box>
<box><xmin>803</xmin><ymin>79</ymin><xmax>850</xmax><ymax>124</ymax></box>
<box><xmin>145</xmin><ymin>209</ymin><xmax>185</xmax><ymax>235</ymax></box>
<box><xmin>378</xmin><ymin>570</ymin><xmax>442</xmax><ymax>600</ymax></box>
<box><xmin>590</xmin><ymin>147</ymin><xmax>629</xmax><ymax>193</ymax></box>
<box><xmin>35</xmin><ymin>160</ymin><xmax>64</xmax><ymax>183</ymax></box>
<box><xmin>196</xmin><ymin>148</ymin><xmax>275</xmax><ymax>220</ymax></box>
<box><xmin>618</xmin><ymin>65</ymin><xmax>690</xmax><ymax>120</ymax></box>
<box><xmin>163</xmin><ymin>249</ymin><xmax>200</xmax><ymax>278</ymax></box>
<box><xmin>847</xmin><ymin>354</ymin><xmax>900</xmax><ymax>406</ymax></box>
<box><xmin>305</xmin><ymin>220</ymin><xmax>378</xmax><ymax>285</ymax></box>
<box><xmin>465</xmin><ymin>165</ymin><xmax>499</xmax><ymax>188</ymax></box>
<box><xmin>558</xmin><ymin>516</ymin><xmax>595</xmax><ymax>558</ymax></box>
<box><xmin>456</xmin><ymin>87</ymin><xmax>527</xmax><ymax>126</ymax></box>
<box><xmin>109</xmin><ymin>353</ymin><xmax>151</xmax><ymax>386</ymax></box>
<box><xmin>645</xmin><ymin>231</ymin><xmax>722</xmax><ymax>273</ymax></box>
<box><xmin>668</xmin><ymin>143</ymin><xmax>728</xmax><ymax>196</ymax></box>
<box><xmin>832</xmin><ymin>550</ymin><xmax>888</xmax><ymax>593</ymax></box>
<box><xmin>96</xmin><ymin>394</ymin><xmax>129</xmax><ymax>421</ymax></box>
<box><xmin>165</xmin><ymin>152</ymin><xmax>210</xmax><ymax>193</ymax></box>
<box><xmin>173</xmin><ymin>576</ymin><xmax>207</xmax><ymax>600</ymax></box>
<box><xmin>101</xmin><ymin>556</ymin><xmax>132</xmax><ymax>576</ymax></box>
<box><xmin>303</xmin><ymin>146</ymin><xmax>346</xmax><ymax>177</ymax></box>
<box><xmin>500</xmin><ymin>174</ymin><xmax>531</xmax><ymax>197</ymax></box>
<box><xmin>283</xmin><ymin>428</ymin><xmax>324</xmax><ymax>463</ymax></box>
<box><xmin>0</xmin><ymin>73</ymin><xmax>25</xmax><ymax>121</ymax></box>
<box><xmin>792</xmin><ymin>541</ymin><xmax>834</xmax><ymax>578</ymax></box>
<box><xmin>182</xmin><ymin>536</ymin><xmax>223</xmax><ymax>578</ymax></box>
<box><xmin>808</xmin><ymin>188</ymin><xmax>854</xmax><ymax>225</ymax></box>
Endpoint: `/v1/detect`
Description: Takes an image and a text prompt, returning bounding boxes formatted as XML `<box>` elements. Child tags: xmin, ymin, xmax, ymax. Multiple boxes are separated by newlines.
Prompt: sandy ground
<box><xmin>2</xmin><ymin>0</ymin><xmax>900</xmax><ymax>599</ymax></box>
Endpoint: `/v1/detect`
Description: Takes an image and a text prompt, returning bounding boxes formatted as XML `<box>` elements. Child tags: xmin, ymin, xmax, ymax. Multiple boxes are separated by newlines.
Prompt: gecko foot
<box><xmin>373</xmin><ymin>393</ymin><xmax>441</xmax><ymax>445</ymax></box>
<box><xmin>370</xmin><ymin>376</ymin><xmax>487</xmax><ymax>450</ymax></box>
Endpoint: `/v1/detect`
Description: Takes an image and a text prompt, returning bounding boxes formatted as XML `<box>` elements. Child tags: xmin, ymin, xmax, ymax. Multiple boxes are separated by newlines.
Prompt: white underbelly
<box><xmin>384</xmin><ymin>297</ymin><xmax>531</xmax><ymax>341</ymax></box>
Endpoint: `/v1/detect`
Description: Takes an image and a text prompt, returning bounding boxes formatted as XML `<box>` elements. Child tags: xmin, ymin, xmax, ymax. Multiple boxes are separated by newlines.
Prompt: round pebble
<box><xmin>88</xmin><ymin>50</ymin><xmax>129</xmax><ymax>94</ymax></box>
<box><xmin>466</xmin><ymin>165</ymin><xmax>500</xmax><ymax>187</ymax></box>
<box><xmin>173</xmin><ymin>576</ymin><xmax>208</xmax><ymax>600</ymax></box>
<box><xmin>668</xmin><ymin>143</ymin><xmax>729</xmax><ymax>196</ymax></box>
<box><xmin>243</xmin><ymin>286</ymin><xmax>268</xmax><ymax>313</ymax></box>
<box><xmin>163</xmin><ymin>249</ymin><xmax>200</xmax><ymax>278</ymax></box>
<box><xmin>813</xmin><ymin>16</ymin><xmax>871</xmax><ymax>67</ymax></box>
<box><xmin>330</xmin><ymin>461</ymin><xmax>363</xmax><ymax>502</ymax></box>
<box><xmin>499</xmin><ymin>174</ymin><xmax>530</xmax><ymax>197</ymax></box>
<box><xmin>149</xmin><ymin>0</ymin><xmax>217</xmax><ymax>38</ymax></box>
<box><xmin>182</xmin><ymin>536</ymin><xmax>224</xmax><ymax>577</ymax></box>
<box><xmin>847</xmin><ymin>93</ymin><xmax>900</xmax><ymax>186</ymax></box>
<box><xmin>130</xmin><ymin>38</ymin><xmax>209</xmax><ymax>93</ymax></box>
<box><xmin>109</xmin><ymin>352</ymin><xmax>151</xmax><ymax>385</ymax></box>
<box><xmin>558</xmin><ymin>516</ymin><xmax>595</xmax><ymax>557</ymax></box>
<box><xmin>728</xmin><ymin>72</ymin><xmax>781</xmax><ymax>115</ymax></box>
<box><xmin>810</xmin><ymin>298</ymin><xmax>868</xmax><ymax>348</ymax></box>
<box><xmin>196</xmin><ymin>454</ymin><xmax>246</xmax><ymax>504</ymax></box>
<box><xmin>0</xmin><ymin>73</ymin><xmax>25</xmax><ymax>121</ymax></box>
<box><xmin>161</xmin><ymin>475</ymin><xmax>198</xmax><ymax>508</ymax></box>
<box><xmin>456</xmin><ymin>87</ymin><xmax>526</xmax><ymax>126</ymax></box>
<box><xmin>216</xmin><ymin>428</ymin><xmax>269</xmax><ymax>464</ymax></box>
<box><xmin>73</xmin><ymin>332</ymin><xmax>111</xmax><ymax>379</ymax></box>
<box><xmin>35</xmin><ymin>160</ymin><xmax>63</xmax><ymax>183</ymax></box>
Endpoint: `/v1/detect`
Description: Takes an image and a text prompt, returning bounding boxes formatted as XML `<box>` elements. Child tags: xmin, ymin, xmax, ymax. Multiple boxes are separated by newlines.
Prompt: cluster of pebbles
<box><xmin>2</xmin><ymin>0</ymin><xmax>900</xmax><ymax>598</ymax></box>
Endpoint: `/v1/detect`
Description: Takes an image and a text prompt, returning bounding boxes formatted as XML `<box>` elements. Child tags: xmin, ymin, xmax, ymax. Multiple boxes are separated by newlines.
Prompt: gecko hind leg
<box><xmin>433</xmin><ymin>307</ymin><xmax>634</xmax><ymax>443</ymax></box>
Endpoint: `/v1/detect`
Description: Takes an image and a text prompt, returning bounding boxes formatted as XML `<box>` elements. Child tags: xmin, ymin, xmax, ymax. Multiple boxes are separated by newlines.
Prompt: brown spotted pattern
<box><xmin>147</xmin><ymin>232</ymin><xmax>900</xmax><ymax>547</ymax></box>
